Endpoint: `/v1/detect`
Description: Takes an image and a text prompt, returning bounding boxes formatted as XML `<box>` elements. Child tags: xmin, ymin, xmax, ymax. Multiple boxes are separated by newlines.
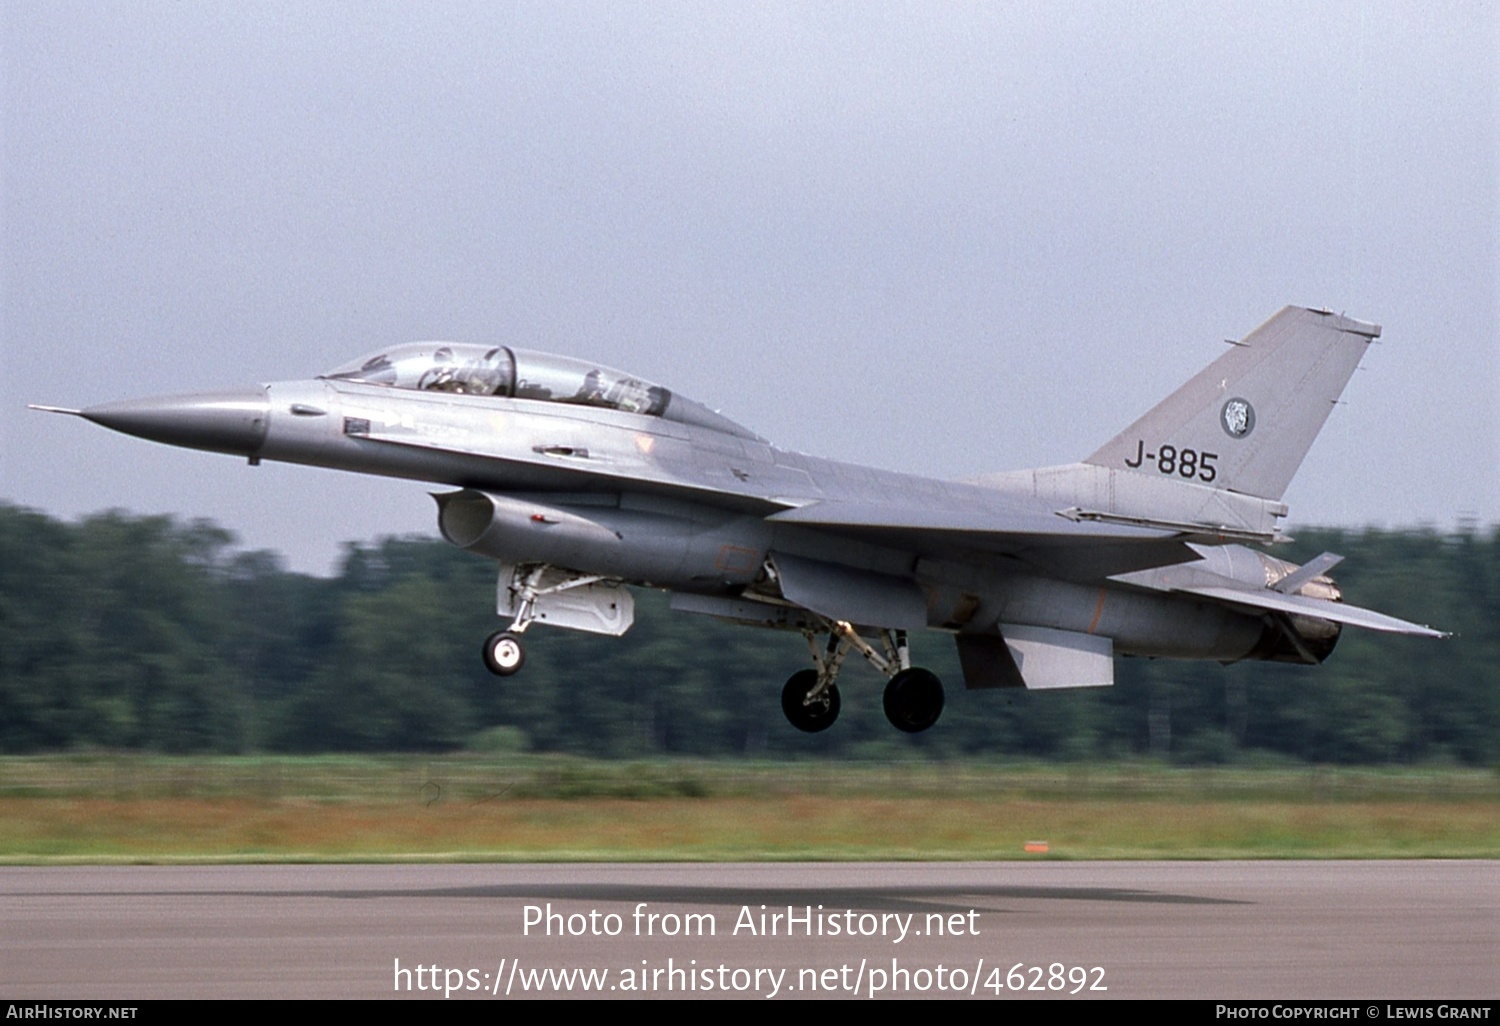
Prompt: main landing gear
<box><xmin>780</xmin><ymin>621</ymin><xmax>945</xmax><ymax>734</ymax></box>
<box><xmin>882</xmin><ymin>667</ymin><xmax>944</xmax><ymax>734</ymax></box>
<box><xmin>780</xmin><ymin>669</ymin><xmax>840</xmax><ymax>733</ymax></box>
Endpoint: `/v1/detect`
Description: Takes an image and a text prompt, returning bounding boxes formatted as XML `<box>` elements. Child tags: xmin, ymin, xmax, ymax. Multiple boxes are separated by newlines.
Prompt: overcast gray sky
<box><xmin>4</xmin><ymin>2</ymin><xmax>1496</xmax><ymax>574</ymax></box>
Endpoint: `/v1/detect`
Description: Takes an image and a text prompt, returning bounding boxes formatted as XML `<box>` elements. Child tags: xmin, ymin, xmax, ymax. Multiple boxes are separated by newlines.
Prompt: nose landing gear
<box><xmin>479</xmin><ymin>563</ymin><xmax>631</xmax><ymax>678</ymax></box>
<box><xmin>482</xmin><ymin>631</ymin><xmax>526</xmax><ymax>676</ymax></box>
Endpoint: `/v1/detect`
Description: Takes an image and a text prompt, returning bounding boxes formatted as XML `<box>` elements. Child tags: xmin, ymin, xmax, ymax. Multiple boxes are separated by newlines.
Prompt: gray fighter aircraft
<box><xmin>33</xmin><ymin>306</ymin><xmax>1444</xmax><ymax>733</ymax></box>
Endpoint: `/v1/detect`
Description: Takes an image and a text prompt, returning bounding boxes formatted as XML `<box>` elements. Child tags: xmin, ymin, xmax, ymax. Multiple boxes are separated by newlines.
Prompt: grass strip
<box><xmin>0</xmin><ymin>755</ymin><xmax>1494</xmax><ymax>862</ymax></box>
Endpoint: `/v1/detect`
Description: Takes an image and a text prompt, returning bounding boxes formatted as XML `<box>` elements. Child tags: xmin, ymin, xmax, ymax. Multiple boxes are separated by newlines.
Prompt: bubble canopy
<box><xmin>321</xmin><ymin>343</ymin><xmax>759</xmax><ymax>439</ymax></box>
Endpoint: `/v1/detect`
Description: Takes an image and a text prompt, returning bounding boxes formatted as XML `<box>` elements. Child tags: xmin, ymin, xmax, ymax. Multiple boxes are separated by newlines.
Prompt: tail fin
<box><xmin>1084</xmin><ymin>306</ymin><xmax>1379</xmax><ymax>501</ymax></box>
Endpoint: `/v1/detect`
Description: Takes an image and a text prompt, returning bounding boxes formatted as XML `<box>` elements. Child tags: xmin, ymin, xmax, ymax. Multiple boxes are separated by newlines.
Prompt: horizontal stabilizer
<box><xmin>1176</xmin><ymin>585</ymin><xmax>1447</xmax><ymax>637</ymax></box>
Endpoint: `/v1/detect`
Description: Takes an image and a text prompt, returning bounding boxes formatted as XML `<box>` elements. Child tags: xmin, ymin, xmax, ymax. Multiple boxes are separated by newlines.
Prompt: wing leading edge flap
<box><xmin>767</xmin><ymin>499</ymin><xmax>1199</xmax><ymax>579</ymax></box>
<box><xmin>957</xmin><ymin>625</ymin><xmax>1115</xmax><ymax>690</ymax></box>
<box><xmin>769</xmin><ymin>552</ymin><xmax>927</xmax><ymax>630</ymax></box>
<box><xmin>767</xmin><ymin>498</ymin><xmax>1175</xmax><ymax>538</ymax></box>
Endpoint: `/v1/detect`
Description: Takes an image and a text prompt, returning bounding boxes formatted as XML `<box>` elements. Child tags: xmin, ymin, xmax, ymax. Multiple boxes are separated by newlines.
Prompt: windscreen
<box><xmin>322</xmin><ymin>344</ymin><xmax>515</xmax><ymax>396</ymax></box>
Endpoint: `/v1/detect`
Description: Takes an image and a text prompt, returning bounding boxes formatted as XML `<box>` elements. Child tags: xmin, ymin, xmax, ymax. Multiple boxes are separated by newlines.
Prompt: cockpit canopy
<box><xmin>323</xmin><ymin>344</ymin><xmax>671</xmax><ymax>415</ymax></box>
<box><xmin>321</xmin><ymin>343</ymin><xmax>760</xmax><ymax>440</ymax></box>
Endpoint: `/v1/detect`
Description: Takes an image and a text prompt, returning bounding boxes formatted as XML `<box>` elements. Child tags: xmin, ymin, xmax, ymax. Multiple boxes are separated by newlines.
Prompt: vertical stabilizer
<box><xmin>1084</xmin><ymin>307</ymin><xmax>1378</xmax><ymax>501</ymax></box>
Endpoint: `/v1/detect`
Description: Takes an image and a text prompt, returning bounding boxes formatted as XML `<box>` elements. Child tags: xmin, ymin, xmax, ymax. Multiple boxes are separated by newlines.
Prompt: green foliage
<box><xmin>1</xmin><ymin>504</ymin><xmax>1495</xmax><ymax>764</ymax></box>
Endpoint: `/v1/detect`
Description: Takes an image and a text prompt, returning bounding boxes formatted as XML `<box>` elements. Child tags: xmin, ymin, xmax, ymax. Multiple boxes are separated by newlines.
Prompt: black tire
<box><xmin>482</xmin><ymin>631</ymin><xmax>526</xmax><ymax>677</ymax></box>
<box><xmin>883</xmin><ymin>667</ymin><xmax>944</xmax><ymax>733</ymax></box>
<box><xmin>780</xmin><ymin>669</ymin><xmax>841</xmax><ymax>733</ymax></box>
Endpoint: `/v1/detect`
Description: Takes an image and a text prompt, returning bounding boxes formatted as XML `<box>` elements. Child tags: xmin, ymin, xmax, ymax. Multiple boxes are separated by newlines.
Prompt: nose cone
<box><xmin>80</xmin><ymin>388</ymin><xmax>270</xmax><ymax>457</ymax></box>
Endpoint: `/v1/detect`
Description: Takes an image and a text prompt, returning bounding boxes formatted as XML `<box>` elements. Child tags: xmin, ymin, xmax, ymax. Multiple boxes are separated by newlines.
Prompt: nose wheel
<box><xmin>482</xmin><ymin>631</ymin><xmax>526</xmax><ymax>676</ymax></box>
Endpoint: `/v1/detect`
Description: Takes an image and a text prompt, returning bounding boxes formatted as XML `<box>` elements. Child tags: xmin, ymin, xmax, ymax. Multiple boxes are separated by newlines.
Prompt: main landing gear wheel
<box><xmin>883</xmin><ymin>667</ymin><xmax>944</xmax><ymax>733</ymax></box>
<box><xmin>781</xmin><ymin>669</ymin><xmax>841</xmax><ymax>733</ymax></box>
<box><xmin>482</xmin><ymin>631</ymin><xmax>526</xmax><ymax>677</ymax></box>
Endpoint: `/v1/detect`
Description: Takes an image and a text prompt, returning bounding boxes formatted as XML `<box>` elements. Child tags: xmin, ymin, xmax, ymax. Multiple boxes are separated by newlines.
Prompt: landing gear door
<box><xmin>496</xmin><ymin>562</ymin><xmax>635</xmax><ymax>636</ymax></box>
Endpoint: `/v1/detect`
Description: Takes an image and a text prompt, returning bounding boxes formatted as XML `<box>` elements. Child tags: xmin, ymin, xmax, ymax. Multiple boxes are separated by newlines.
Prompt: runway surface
<box><xmin>2</xmin><ymin>861</ymin><xmax>1495</xmax><ymax>999</ymax></box>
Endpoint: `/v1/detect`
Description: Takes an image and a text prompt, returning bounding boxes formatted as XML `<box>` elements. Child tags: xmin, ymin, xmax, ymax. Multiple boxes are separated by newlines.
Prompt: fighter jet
<box><xmin>33</xmin><ymin>306</ymin><xmax>1444</xmax><ymax>734</ymax></box>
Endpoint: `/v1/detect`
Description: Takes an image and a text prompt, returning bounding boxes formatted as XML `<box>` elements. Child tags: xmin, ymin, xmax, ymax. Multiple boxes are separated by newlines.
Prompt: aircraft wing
<box><xmin>766</xmin><ymin>498</ymin><xmax>1201</xmax><ymax>580</ymax></box>
<box><xmin>358</xmin><ymin>418</ymin><xmax>1204</xmax><ymax>580</ymax></box>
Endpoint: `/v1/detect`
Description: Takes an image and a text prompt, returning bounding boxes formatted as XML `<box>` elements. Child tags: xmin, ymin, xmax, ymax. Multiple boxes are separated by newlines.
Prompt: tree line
<box><xmin>0</xmin><ymin>503</ymin><xmax>1493</xmax><ymax>764</ymax></box>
